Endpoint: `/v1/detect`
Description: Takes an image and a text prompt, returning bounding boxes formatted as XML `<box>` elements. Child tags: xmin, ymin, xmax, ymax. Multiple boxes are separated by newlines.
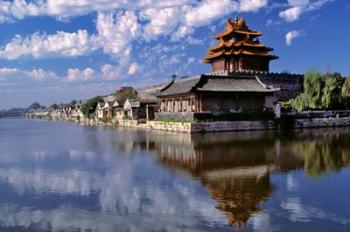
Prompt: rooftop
<box><xmin>157</xmin><ymin>74</ymin><xmax>280</xmax><ymax>97</ymax></box>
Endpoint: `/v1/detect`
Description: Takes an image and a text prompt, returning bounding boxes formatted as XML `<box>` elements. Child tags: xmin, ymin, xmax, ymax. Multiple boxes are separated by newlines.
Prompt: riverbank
<box><xmin>26</xmin><ymin>110</ymin><xmax>350</xmax><ymax>133</ymax></box>
<box><xmin>118</xmin><ymin>116</ymin><xmax>350</xmax><ymax>133</ymax></box>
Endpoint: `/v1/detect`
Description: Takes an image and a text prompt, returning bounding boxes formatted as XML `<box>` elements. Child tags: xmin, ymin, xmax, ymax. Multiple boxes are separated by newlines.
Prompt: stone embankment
<box><xmin>119</xmin><ymin>116</ymin><xmax>350</xmax><ymax>133</ymax></box>
<box><xmin>28</xmin><ymin>114</ymin><xmax>350</xmax><ymax>133</ymax></box>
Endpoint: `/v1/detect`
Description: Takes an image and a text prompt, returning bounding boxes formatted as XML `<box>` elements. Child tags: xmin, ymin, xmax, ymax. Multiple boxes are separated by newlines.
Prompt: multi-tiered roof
<box><xmin>203</xmin><ymin>17</ymin><xmax>278</xmax><ymax>72</ymax></box>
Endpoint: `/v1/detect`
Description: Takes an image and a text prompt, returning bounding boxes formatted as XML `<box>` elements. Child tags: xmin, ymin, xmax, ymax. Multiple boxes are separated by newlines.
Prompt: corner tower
<box><xmin>203</xmin><ymin>17</ymin><xmax>278</xmax><ymax>73</ymax></box>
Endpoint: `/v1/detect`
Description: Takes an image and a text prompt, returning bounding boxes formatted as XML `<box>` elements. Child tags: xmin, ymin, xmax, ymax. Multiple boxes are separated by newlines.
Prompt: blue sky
<box><xmin>0</xmin><ymin>0</ymin><xmax>348</xmax><ymax>109</ymax></box>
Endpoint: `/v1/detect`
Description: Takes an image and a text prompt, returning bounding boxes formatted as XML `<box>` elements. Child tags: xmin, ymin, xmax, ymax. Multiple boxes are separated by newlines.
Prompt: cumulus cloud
<box><xmin>173</xmin><ymin>0</ymin><xmax>239</xmax><ymax>40</ymax></box>
<box><xmin>0</xmin><ymin>11</ymin><xmax>141</xmax><ymax>62</ymax></box>
<box><xmin>280</xmin><ymin>0</ymin><xmax>334</xmax><ymax>22</ymax></box>
<box><xmin>239</xmin><ymin>0</ymin><xmax>268</xmax><ymax>12</ymax></box>
<box><xmin>96</xmin><ymin>11</ymin><xmax>139</xmax><ymax>59</ymax></box>
<box><xmin>279</xmin><ymin>6</ymin><xmax>303</xmax><ymax>22</ymax></box>
<box><xmin>0</xmin><ymin>67</ymin><xmax>58</xmax><ymax>82</ymax></box>
<box><xmin>0</xmin><ymin>0</ymin><xmax>194</xmax><ymax>23</ymax></box>
<box><xmin>285</xmin><ymin>30</ymin><xmax>301</xmax><ymax>46</ymax></box>
<box><xmin>64</xmin><ymin>68</ymin><xmax>96</xmax><ymax>82</ymax></box>
<box><xmin>128</xmin><ymin>63</ymin><xmax>140</xmax><ymax>75</ymax></box>
<box><xmin>0</xmin><ymin>30</ymin><xmax>99</xmax><ymax>60</ymax></box>
<box><xmin>141</xmin><ymin>7</ymin><xmax>182</xmax><ymax>40</ymax></box>
<box><xmin>0</xmin><ymin>0</ymin><xmax>272</xmax><ymax>60</ymax></box>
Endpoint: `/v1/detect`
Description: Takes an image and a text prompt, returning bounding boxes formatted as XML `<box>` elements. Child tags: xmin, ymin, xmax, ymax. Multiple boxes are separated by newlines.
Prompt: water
<box><xmin>0</xmin><ymin>119</ymin><xmax>350</xmax><ymax>231</ymax></box>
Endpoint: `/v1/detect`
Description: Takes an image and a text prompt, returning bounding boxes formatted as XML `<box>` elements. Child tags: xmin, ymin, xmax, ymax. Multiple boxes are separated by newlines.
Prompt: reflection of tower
<box><xmin>153</xmin><ymin>131</ymin><xmax>277</xmax><ymax>229</ymax></box>
<box><xmin>202</xmin><ymin>169</ymin><xmax>272</xmax><ymax>228</ymax></box>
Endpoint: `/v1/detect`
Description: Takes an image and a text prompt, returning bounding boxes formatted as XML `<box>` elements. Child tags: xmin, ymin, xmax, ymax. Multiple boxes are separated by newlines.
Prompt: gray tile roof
<box><xmin>197</xmin><ymin>76</ymin><xmax>278</xmax><ymax>92</ymax></box>
<box><xmin>158</xmin><ymin>74</ymin><xmax>279</xmax><ymax>96</ymax></box>
<box><xmin>157</xmin><ymin>76</ymin><xmax>201</xmax><ymax>96</ymax></box>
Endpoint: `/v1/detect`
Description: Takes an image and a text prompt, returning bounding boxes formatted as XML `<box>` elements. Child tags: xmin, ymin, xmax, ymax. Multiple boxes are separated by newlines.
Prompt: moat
<box><xmin>1</xmin><ymin>118</ymin><xmax>350</xmax><ymax>231</ymax></box>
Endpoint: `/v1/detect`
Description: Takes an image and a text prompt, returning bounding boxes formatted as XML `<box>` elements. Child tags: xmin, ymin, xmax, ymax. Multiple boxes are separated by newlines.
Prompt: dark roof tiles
<box><xmin>158</xmin><ymin>74</ymin><xmax>279</xmax><ymax>96</ymax></box>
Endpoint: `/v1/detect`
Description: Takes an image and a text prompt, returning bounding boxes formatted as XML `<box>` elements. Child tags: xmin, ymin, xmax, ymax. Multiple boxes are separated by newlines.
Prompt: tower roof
<box><xmin>203</xmin><ymin>17</ymin><xmax>278</xmax><ymax>64</ymax></box>
<box><xmin>214</xmin><ymin>17</ymin><xmax>262</xmax><ymax>40</ymax></box>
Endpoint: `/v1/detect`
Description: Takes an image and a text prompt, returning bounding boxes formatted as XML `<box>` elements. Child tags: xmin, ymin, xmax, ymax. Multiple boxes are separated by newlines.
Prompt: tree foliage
<box><xmin>288</xmin><ymin>71</ymin><xmax>347</xmax><ymax>111</ymax></box>
<box><xmin>80</xmin><ymin>96</ymin><xmax>102</xmax><ymax>118</ymax></box>
<box><xmin>115</xmin><ymin>87</ymin><xmax>137</xmax><ymax>104</ymax></box>
<box><xmin>341</xmin><ymin>78</ymin><xmax>350</xmax><ymax>108</ymax></box>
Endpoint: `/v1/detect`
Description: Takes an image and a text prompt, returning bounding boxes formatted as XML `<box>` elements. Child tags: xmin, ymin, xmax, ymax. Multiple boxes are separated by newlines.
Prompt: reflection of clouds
<box><xmin>286</xmin><ymin>174</ymin><xmax>299</xmax><ymax>192</ymax></box>
<box><xmin>0</xmin><ymin>149</ymin><xmax>102</xmax><ymax>165</ymax></box>
<box><xmin>0</xmin><ymin>162</ymin><xmax>227</xmax><ymax>230</ymax></box>
<box><xmin>250</xmin><ymin>212</ymin><xmax>279</xmax><ymax>232</ymax></box>
<box><xmin>281</xmin><ymin>197</ymin><xmax>350</xmax><ymax>225</ymax></box>
<box><xmin>0</xmin><ymin>204</ymin><xmax>214</xmax><ymax>232</ymax></box>
<box><xmin>0</xmin><ymin>168</ymin><xmax>97</xmax><ymax>196</ymax></box>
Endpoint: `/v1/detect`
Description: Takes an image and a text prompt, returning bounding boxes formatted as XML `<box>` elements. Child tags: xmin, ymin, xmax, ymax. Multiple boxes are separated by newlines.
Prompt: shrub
<box><xmin>80</xmin><ymin>96</ymin><xmax>102</xmax><ymax>118</ymax></box>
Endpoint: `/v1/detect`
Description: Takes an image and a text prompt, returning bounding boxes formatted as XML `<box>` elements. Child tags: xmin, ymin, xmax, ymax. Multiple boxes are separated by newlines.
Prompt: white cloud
<box><xmin>0</xmin><ymin>30</ymin><xmax>99</xmax><ymax>60</ymax></box>
<box><xmin>279</xmin><ymin>6</ymin><xmax>303</xmax><ymax>22</ymax></box>
<box><xmin>173</xmin><ymin>0</ymin><xmax>239</xmax><ymax>40</ymax></box>
<box><xmin>0</xmin><ymin>11</ymin><xmax>140</xmax><ymax>62</ymax></box>
<box><xmin>0</xmin><ymin>67</ymin><xmax>58</xmax><ymax>82</ymax></box>
<box><xmin>0</xmin><ymin>0</ymin><xmax>194</xmax><ymax>23</ymax></box>
<box><xmin>285</xmin><ymin>30</ymin><xmax>301</xmax><ymax>46</ymax></box>
<box><xmin>128</xmin><ymin>63</ymin><xmax>140</xmax><ymax>75</ymax></box>
<box><xmin>96</xmin><ymin>11</ymin><xmax>139</xmax><ymax>59</ymax></box>
<box><xmin>141</xmin><ymin>7</ymin><xmax>181</xmax><ymax>40</ymax></box>
<box><xmin>29</xmin><ymin>68</ymin><xmax>58</xmax><ymax>81</ymax></box>
<box><xmin>64</xmin><ymin>68</ymin><xmax>96</xmax><ymax>82</ymax></box>
<box><xmin>280</xmin><ymin>0</ymin><xmax>334</xmax><ymax>22</ymax></box>
<box><xmin>239</xmin><ymin>0</ymin><xmax>268</xmax><ymax>12</ymax></box>
<box><xmin>0</xmin><ymin>0</ymin><xmax>273</xmax><ymax>61</ymax></box>
<box><xmin>101</xmin><ymin>64</ymin><xmax>123</xmax><ymax>81</ymax></box>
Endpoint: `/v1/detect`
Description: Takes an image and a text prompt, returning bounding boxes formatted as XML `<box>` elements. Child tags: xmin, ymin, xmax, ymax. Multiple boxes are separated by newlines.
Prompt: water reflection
<box><xmin>148</xmin><ymin>129</ymin><xmax>350</xmax><ymax>228</ymax></box>
<box><xmin>0</xmin><ymin>119</ymin><xmax>350</xmax><ymax>231</ymax></box>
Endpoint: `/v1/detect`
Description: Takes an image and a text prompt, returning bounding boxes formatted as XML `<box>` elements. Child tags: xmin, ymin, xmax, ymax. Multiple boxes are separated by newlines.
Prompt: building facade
<box><xmin>157</xmin><ymin>74</ymin><xmax>279</xmax><ymax>115</ymax></box>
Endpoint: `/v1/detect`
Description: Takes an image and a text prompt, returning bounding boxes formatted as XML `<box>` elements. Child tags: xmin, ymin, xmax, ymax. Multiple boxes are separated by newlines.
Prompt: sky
<box><xmin>0</xmin><ymin>0</ymin><xmax>349</xmax><ymax>109</ymax></box>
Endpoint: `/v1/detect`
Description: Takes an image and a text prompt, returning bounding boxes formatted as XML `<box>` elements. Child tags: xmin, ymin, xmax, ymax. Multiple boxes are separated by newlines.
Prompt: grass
<box><xmin>99</xmin><ymin>117</ymin><xmax>113</xmax><ymax>123</ymax></box>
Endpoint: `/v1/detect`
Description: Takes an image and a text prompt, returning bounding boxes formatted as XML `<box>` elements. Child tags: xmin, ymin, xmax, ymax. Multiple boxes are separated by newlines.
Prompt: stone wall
<box><xmin>119</xmin><ymin>117</ymin><xmax>350</xmax><ymax>133</ymax></box>
<box><xmin>260</xmin><ymin>73</ymin><xmax>303</xmax><ymax>101</ymax></box>
<box><xmin>118</xmin><ymin>120</ymin><xmax>276</xmax><ymax>133</ymax></box>
<box><xmin>293</xmin><ymin>117</ymin><xmax>350</xmax><ymax>129</ymax></box>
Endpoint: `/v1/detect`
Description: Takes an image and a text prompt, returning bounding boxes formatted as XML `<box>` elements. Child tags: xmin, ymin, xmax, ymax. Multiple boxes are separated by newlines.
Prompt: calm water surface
<box><xmin>0</xmin><ymin>119</ymin><xmax>350</xmax><ymax>231</ymax></box>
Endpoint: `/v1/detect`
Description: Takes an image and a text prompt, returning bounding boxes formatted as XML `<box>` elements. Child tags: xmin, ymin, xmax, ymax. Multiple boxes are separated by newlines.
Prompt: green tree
<box><xmin>288</xmin><ymin>71</ymin><xmax>346</xmax><ymax>111</ymax></box>
<box><xmin>70</xmin><ymin>100</ymin><xmax>78</xmax><ymax>106</ymax></box>
<box><xmin>341</xmin><ymin>78</ymin><xmax>350</xmax><ymax>109</ymax></box>
<box><xmin>304</xmin><ymin>70</ymin><xmax>323</xmax><ymax>109</ymax></box>
<box><xmin>321</xmin><ymin>73</ymin><xmax>344</xmax><ymax>109</ymax></box>
<box><xmin>341</xmin><ymin>78</ymin><xmax>350</xmax><ymax>97</ymax></box>
<box><xmin>115</xmin><ymin>87</ymin><xmax>137</xmax><ymax>104</ymax></box>
<box><xmin>80</xmin><ymin>96</ymin><xmax>102</xmax><ymax>118</ymax></box>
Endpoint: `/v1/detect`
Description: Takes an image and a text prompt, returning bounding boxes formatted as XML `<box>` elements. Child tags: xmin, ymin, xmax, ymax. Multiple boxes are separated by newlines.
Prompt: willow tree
<box><xmin>289</xmin><ymin>71</ymin><xmax>346</xmax><ymax>111</ymax></box>
<box><xmin>321</xmin><ymin>73</ymin><xmax>344</xmax><ymax>109</ymax></box>
<box><xmin>341</xmin><ymin>78</ymin><xmax>350</xmax><ymax>108</ymax></box>
<box><xmin>290</xmin><ymin>70</ymin><xmax>323</xmax><ymax>111</ymax></box>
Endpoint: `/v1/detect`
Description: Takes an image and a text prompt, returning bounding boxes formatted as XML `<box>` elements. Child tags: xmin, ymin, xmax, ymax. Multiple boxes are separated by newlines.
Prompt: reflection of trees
<box><xmin>290</xmin><ymin>133</ymin><xmax>350</xmax><ymax>177</ymax></box>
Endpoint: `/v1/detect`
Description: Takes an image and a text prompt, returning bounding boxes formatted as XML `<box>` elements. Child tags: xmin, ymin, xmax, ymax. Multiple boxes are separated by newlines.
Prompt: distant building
<box><xmin>124</xmin><ymin>98</ymin><xmax>158</xmax><ymax>121</ymax></box>
<box><xmin>96</xmin><ymin>101</ymin><xmax>113</xmax><ymax>119</ymax></box>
